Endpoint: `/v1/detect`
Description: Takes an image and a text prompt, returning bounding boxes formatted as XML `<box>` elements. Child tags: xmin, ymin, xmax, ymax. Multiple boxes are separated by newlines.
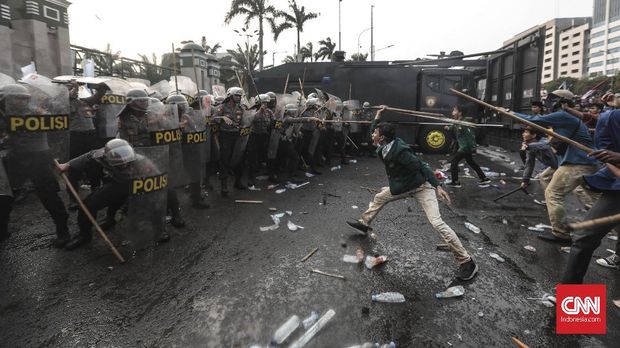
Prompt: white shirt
<box><xmin>381</xmin><ymin>140</ymin><xmax>395</xmax><ymax>158</ymax></box>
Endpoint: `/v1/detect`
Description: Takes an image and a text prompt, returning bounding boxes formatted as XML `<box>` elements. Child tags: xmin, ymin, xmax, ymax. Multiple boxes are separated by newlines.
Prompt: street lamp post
<box><xmin>357</xmin><ymin>27</ymin><xmax>372</xmax><ymax>57</ymax></box>
<box><xmin>373</xmin><ymin>44</ymin><xmax>395</xmax><ymax>58</ymax></box>
<box><xmin>339</xmin><ymin>0</ymin><xmax>342</xmax><ymax>51</ymax></box>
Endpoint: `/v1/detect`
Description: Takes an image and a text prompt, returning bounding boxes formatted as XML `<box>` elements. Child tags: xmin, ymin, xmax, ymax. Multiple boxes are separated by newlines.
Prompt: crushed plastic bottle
<box><xmin>489</xmin><ymin>252</ymin><xmax>505</xmax><ymax>262</ymax></box>
<box><xmin>331</xmin><ymin>165</ymin><xmax>341</xmax><ymax>171</ymax></box>
<box><xmin>560</xmin><ymin>246</ymin><xmax>571</xmax><ymax>253</ymax></box>
<box><xmin>275</xmin><ymin>188</ymin><xmax>286</xmax><ymax>194</ymax></box>
<box><xmin>356</xmin><ymin>248</ymin><xmax>365</xmax><ymax>262</ymax></box>
<box><xmin>289</xmin><ymin>309</ymin><xmax>336</xmax><ymax>348</ymax></box>
<box><xmin>524</xmin><ymin>245</ymin><xmax>536</xmax><ymax>252</ymax></box>
<box><xmin>349</xmin><ymin>159</ymin><xmax>358</xmax><ymax>164</ymax></box>
<box><xmin>435</xmin><ymin>285</ymin><xmax>465</xmax><ymax>299</ymax></box>
<box><xmin>371</xmin><ymin>292</ymin><xmax>405</xmax><ymax>303</ymax></box>
<box><xmin>343</xmin><ymin>254</ymin><xmax>361</xmax><ymax>263</ymax></box>
<box><xmin>271</xmin><ymin>315</ymin><xmax>300</xmax><ymax>345</ymax></box>
<box><xmin>365</xmin><ymin>255</ymin><xmax>387</xmax><ymax>269</ymax></box>
<box><xmin>464</xmin><ymin>222</ymin><xmax>480</xmax><ymax>234</ymax></box>
<box><xmin>302</xmin><ymin>311</ymin><xmax>319</xmax><ymax>329</ymax></box>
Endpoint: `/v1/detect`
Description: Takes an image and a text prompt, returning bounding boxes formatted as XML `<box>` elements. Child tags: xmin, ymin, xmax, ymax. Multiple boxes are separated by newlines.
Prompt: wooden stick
<box><xmin>171</xmin><ymin>43</ymin><xmax>179</xmax><ymax>94</ymax></box>
<box><xmin>512</xmin><ymin>337</ymin><xmax>529</xmax><ymax>348</ymax></box>
<box><xmin>449</xmin><ymin>88</ymin><xmax>592</xmax><ymax>153</ymax></box>
<box><xmin>349</xmin><ymin>83</ymin><xmax>352</xmax><ymax>100</ymax></box>
<box><xmin>283</xmin><ymin>73</ymin><xmax>290</xmax><ymax>94</ymax></box>
<box><xmin>346</xmin><ymin>135</ymin><xmax>359</xmax><ymax>150</ymax></box>
<box><xmin>380</xmin><ymin>106</ymin><xmax>479</xmax><ymax>127</ymax></box>
<box><xmin>53</xmin><ymin>160</ymin><xmax>125</xmax><ymax>263</ymax></box>
<box><xmin>301</xmin><ymin>247</ymin><xmax>319</xmax><ymax>262</ymax></box>
<box><xmin>321</xmin><ymin>119</ymin><xmax>371</xmax><ymax>124</ymax></box>
<box><xmin>309</xmin><ymin>268</ymin><xmax>346</xmax><ymax>280</ymax></box>
<box><xmin>234</xmin><ymin>200</ymin><xmax>263</xmax><ymax>204</ymax></box>
<box><xmin>372</xmin><ymin>105</ymin><xmax>445</xmax><ymax>117</ymax></box>
<box><xmin>568</xmin><ymin>212</ymin><xmax>620</xmax><ymax>231</ymax></box>
<box><xmin>298</xmin><ymin>77</ymin><xmax>305</xmax><ymax>98</ymax></box>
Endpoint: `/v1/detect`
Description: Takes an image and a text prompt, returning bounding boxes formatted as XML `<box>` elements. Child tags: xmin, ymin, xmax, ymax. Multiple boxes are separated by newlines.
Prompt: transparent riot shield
<box><xmin>0</xmin><ymin>158</ymin><xmax>12</xmax><ymax>198</ymax></box>
<box><xmin>230</xmin><ymin>110</ymin><xmax>256</xmax><ymax>167</ymax></box>
<box><xmin>145</xmin><ymin>102</ymin><xmax>184</xmax><ymax>188</ymax></box>
<box><xmin>344</xmin><ymin>100</ymin><xmax>362</xmax><ymax>133</ymax></box>
<box><xmin>122</xmin><ymin>145</ymin><xmax>168</xmax><ymax>250</ymax></box>
<box><xmin>96</xmin><ymin>79</ymin><xmax>132</xmax><ymax>139</ymax></box>
<box><xmin>267</xmin><ymin>100</ymin><xmax>286</xmax><ymax>160</ymax></box>
<box><xmin>181</xmin><ymin>109</ymin><xmax>207</xmax><ymax>184</ymax></box>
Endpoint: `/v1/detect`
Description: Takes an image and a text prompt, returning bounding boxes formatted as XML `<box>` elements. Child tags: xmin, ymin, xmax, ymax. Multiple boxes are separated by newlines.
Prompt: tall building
<box><xmin>0</xmin><ymin>0</ymin><xmax>71</xmax><ymax>78</ymax></box>
<box><xmin>588</xmin><ymin>0</ymin><xmax>620</xmax><ymax>76</ymax></box>
<box><xmin>504</xmin><ymin>18</ymin><xmax>591</xmax><ymax>84</ymax></box>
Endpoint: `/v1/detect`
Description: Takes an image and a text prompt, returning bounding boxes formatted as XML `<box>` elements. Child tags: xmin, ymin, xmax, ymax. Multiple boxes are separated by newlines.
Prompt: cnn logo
<box><xmin>556</xmin><ymin>284</ymin><xmax>606</xmax><ymax>334</ymax></box>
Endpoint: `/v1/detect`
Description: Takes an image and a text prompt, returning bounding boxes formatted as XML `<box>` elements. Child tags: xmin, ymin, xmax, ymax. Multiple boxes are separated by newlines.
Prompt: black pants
<box><xmin>277</xmin><ymin>139</ymin><xmax>299</xmax><ymax>178</ymax></box>
<box><xmin>78</xmin><ymin>181</ymin><xmax>129</xmax><ymax>239</ymax></box>
<box><xmin>247</xmin><ymin>132</ymin><xmax>270</xmax><ymax>183</ymax></box>
<box><xmin>0</xmin><ymin>196</ymin><xmax>12</xmax><ymax>240</ymax></box>
<box><xmin>68</xmin><ymin>131</ymin><xmax>102</xmax><ymax>199</ymax></box>
<box><xmin>301</xmin><ymin>130</ymin><xmax>318</xmax><ymax>169</ymax></box>
<box><xmin>561</xmin><ymin>192</ymin><xmax>620</xmax><ymax>284</ymax></box>
<box><xmin>450</xmin><ymin>151</ymin><xmax>487</xmax><ymax>182</ymax></box>
<box><xmin>218</xmin><ymin>131</ymin><xmax>242</xmax><ymax>181</ymax></box>
<box><xmin>7</xmin><ymin>152</ymin><xmax>69</xmax><ymax>238</ymax></box>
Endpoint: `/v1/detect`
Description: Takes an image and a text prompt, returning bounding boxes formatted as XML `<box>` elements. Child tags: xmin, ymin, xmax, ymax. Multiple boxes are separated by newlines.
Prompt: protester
<box><xmin>520</xmin><ymin>126</ymin><xmax>557</xmax><ymax>189</ymax></box>
<box><xmin>346</xmin><ymin>106</ymin><xmax>478</xmax><ymax>281</ymax></box>
<box><xmin>446</xmin><ymin>105</ymin><xmax>490</xmax><ymax>188</ymax></box>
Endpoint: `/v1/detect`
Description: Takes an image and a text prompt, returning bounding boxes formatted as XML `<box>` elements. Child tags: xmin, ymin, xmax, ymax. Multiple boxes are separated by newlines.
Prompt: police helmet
<box><xmin>266</xmin><ymin>91</ymin><xmax>276</xmax><ymax>100</ymax></box>
<box><xmin>0</xmin><ymin>84</ymin><xmax>31</xmax><ymax>101</ymax></box>
<box><xmin>362</xmin><ymin>101</ymin><xmax>371</xmax><ymax>109</ymax></box>
<box><xmin>104</xmin><ymin>139</ymin><xmax>136</xmax><ymax>167</ymax></box>
<box><xmin>226</xmin><ymin>87</ymin><xmax>244</xmax><ymax>98</ymax></box>
<box><xmin>258</xmin><ymin>94</ymin><xmax>271</xmax><ymax>104</ymax></box>
<box><xmin>148</xmin><ymin>90</ymin><xmax>163</xmax><ymax>100</ymax></box>
<box><xmin>547</xmin><ymin>89</ymin><xmax>575</xmax><ymax>111</ymax></box>
<box><xmin>306</xmin><ymin>97</ymin><xmax>320</xmax><ymax>107</ymax></box>
<box><xmin>214</xmin><ymin>96</ymin><xmax>225</xmax><ymax>105</ymax></box>
<box><xmin>285</xmin><ymin>103</ymin><xmax>298</xmax><ymax>114</ymax></box>
<box><xmin>126</xmin><ymin>88</ymin><xmax>150</xmax><ymax>111</ymax></box>
<box><xmin>166</xmin><ymin>93</ymin><xmax>188</xmax><ymax>105</ymax></box>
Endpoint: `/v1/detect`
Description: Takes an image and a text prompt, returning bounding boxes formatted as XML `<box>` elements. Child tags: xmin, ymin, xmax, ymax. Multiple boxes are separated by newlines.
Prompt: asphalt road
<box><xmin>1</xmin><ymin>148</ymin><xmax>618</xmax><ymax>347</ymax></box>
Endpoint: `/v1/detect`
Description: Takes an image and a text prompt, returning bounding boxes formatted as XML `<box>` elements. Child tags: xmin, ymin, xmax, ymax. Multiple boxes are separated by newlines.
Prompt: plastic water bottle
<box><xmin>464</xmin><ymin>222</ymin><xmax>480</xmax><ymax>234</ymax></box>
<box><xmin>271</xmin><ymin>315</ymin><xmax>300</xmax><ymax>345</ymax></box>
<box><xmin>435</xmin><ymin>285</ymin><xmax>465</xmax><ymax>299</ymax></box>
<box><xmin>331</xmin><ymin>165</ymin><xmax>341</xmax><ymax>171</ymax></box>
<box><xmin>371</xmin><ymin>292</ymin><xmax>405</xmax><ymax>303</ymax></box>
<box><xmin>365</xmin><ymin>255</ymin><xmax>388</xmax><ymax>269</ymax></box>
<box><xmin>302</xmin><ymin>311</ymin><xmax>319</xmax><ymax>329</ymax></box>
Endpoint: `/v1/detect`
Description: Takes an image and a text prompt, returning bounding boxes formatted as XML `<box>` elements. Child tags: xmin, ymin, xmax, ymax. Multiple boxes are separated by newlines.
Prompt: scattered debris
<box><xmin>286</xmin><ymin>182</ymin><xmax>310</xmax><ymax>190</ymax></box>
<box><xmin>527</xmin><ymin>226</ymin><xmax>544</xmax><ymax>232</ymax></box>
<box><xmin>349</xmin><ymin>159</ymin><xmax>358</xmax><ymax>164</ymax></box>
<box><xmin>269</xmin><ymin>207</ymin><xmax>277</xmax><ymax>212</ymax></box>
<box><xmin>435</xmin><ymin>285</ymin><xmax>465</xmax><ymax>299</ymax></box>
<box><xmin>235</xmin><ymin>200</ymin><xmax>263</xmax><ymax>204</ymax></box>
<box><xmin>609</xmin><ymin>235</ymin><xmax>618</xmax><ymax>241</ymax></box>
<box><xmin>301</xmin><ymin>247</ymin><xmax>319</xmax><ymax>262</ymax></box>
<box><xmin>352</xmin><ymin>205</ymin><xmax>359</xmax><ymax>209</ymax></box>
<box><xmin>500</xmin><ymin>180</ymin><xmax>506</xmax><ymax>185</ymax></box>
<box><xmin>271</xmin><ymin>315</ymin><xmax>300</xmax><ymax>346</ymax></box>
<box><xmin>464</xmin><ymin>222</ymin><xmax>481</xmax><ymax>234</ymax></box>
<box><xmin>613</xmin><ymin>299</ymin><xmax>620</xmax><ymax>310</ymax></box>
<box><xmin>285</xmin><ymin>210</ymin><xmax>293</xmax><ymax>216</ymax></box>
<box><xmin>502</xmin><ymin>218</ymin><xmax>508</xmax><ymax>225</ymax></box>
<box><xmin>512</xmin><ymin>336</ymin><xmax>530</xmax><ymax>348</ymax></box>
<box><xmin>260</xmin><ymin>213</ymin><xmax>285</xmax><ymax>231</ymax></box>
<box><xmin>309</xmin><ymin>269</ymin><xmax>345</xmax><ymax>280</ymax></box>
<box><xmin>330</xmin><ymin>165</ymin><xmax>342</xmax><ymax>171</ymax></box>
<box><xmin>369</xmin><ymin>232</ymin><xmax>378</xmax><ymax>240</ymax></box>
<box><xmin>364</xmin><ymin>255</ymin><xmax>388</xmax><ymax>269</ymax></box>
<box><xmin>523</xmin><ymin>245</ymin><xmax>536</xmax><ymax>252</ymax></box>
<box><xmin>489</xmin><ymin>252</ymin><xmax>505</xmax><ymax>262</ymax></box>
<box><xmin>342</xmin><ymin>254</ymin><xmax>361</xmax><ymax>263</ymax></box>
<box><xmin>323</xmin><ymin>192</ymin><xmax>341</xmax><ymax>198</ymax></box>
<box><xmin>287</xmin><ymin>220</ymin><xmax>304</xmax><ymax>231</ymax></box>
<box><xmin>248</xmin><ymin>185</ymin><xmax>261</xmax><ymax>191</ymax></box>
<box><xmin>371</xmin><ymin>292</ymin><xmax>406</xmax><ymax>303</ymax></box>
<box><xmin>527</xmin><ymin>293</ymin><xmax>555</xmax><ymax>307</ymax></box>
<box><xmin>535</xmin><ymin>223</ymin><xmax>552</xmax><ymax>230</ymax></box>
<box><xmin>267</xmin><ymin>184</ymin><xmax>279</xmax><ymax>190</ymax></box>
<box><xmin>302</xmin><ymin>311</ymin><xmax>320</xmax><ymax>330</ymax></box>
<box><xmin>560</xmin><ymin>246</ymin><xmax>571</xmax><ymax>254</ymax></box>
<box><xmin>533</xmin><ymin>199</ymin><xmax>545</xmax><ymax>206</ymax></box>
<box><xmin>305</xmin><ymin>172</ymin><xmax>315</xmax><ymax>178</ymax></box>
<box><xmin>356</xmin><ymin>248</ymin><xmax>365</xmax><ymax>261</ymax></box>
<box><xmin>107</xmin><ymin>266</ymin><xmax>114</xmax><ymax>271</ymax></box>
<box><xmin>275</xmin><ymin>188</ymin><xmax>286</xmax><ymax>194</ymax></box>
<box><xmin>477</xmin><ymin>311</ymin><xmax>484</xmax><ymax>317</ymax></box>
<box><xmin>289</xmin><ymin>309</ymin><xmax>336</xmax><ymax>348</ymax></box>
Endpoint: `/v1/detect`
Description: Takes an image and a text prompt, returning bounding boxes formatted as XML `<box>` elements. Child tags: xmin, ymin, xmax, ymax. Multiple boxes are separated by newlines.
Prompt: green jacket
<box><xmin>371</xmin><ymin>119</ymin><xmax>439</xmax><ymax>195</ymax></box>
<box><xmin>449</xmin><ymin>124</ymin><xmax>477</xmax><ymax>153</ymax></box>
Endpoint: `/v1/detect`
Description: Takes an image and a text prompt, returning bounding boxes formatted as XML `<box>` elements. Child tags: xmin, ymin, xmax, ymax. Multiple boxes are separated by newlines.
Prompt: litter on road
<box><xmin>342</xmin><ymin>254</ymin><xmax>361</xmax><ymax>263</ymax></box>
<box><xmin>435</xmin><ymin>285</ymin><xmax>465</xmax><ymax>299</ymax></box>
<box><xmin>523</xmin><ymin>245</ymin><xmax>536</xmax><ymax>252</ymax></box>
<box><xmin>287</xmin><ymin>220</ymin><xmax>304</xmax><ymax>231</ymax></box>
<box><xmin>371</xmin><ymin>292</ymin><xmax>406</xmax><ymax>303</ymax></box>
<box><xmin>489</xmin><ymin>252</ymin><xmax>505</xmax><ymax>262</ymax></box>
<box><xmin>271</xmin><ymin>315</ymin><xmax>300</xmax><ymax>346</ymax></box>
<box><xmin>309</xmin><ymin>269</ymin><xmax>346</xmax><ymax>280</ymax></box>
<box><xmin>275</xmin><ymin>189</ymin><xmax>286</xmax><ymax>194</ymax></box>
<box><xmin>364</xmin><ymin>255</ymin><xmax>388</xmax><ymax>269</ymax></box>
<box><xmin>301</xmin><ymin>247</ymin><xmax>319</xmax><ymax>262</ymax></box>
<box><xmin>289</xmin><ymin>309</ymin><xmax>336</xmax><ymax>348</ymax></box>
<box><xmin>464</xmin><ymin>222</ymin><xmax>481</xmax><ymax>234</ymax></box>
<box><xmin>302</xmin><ymin>311</ymin><xmax>320</xmax><ymax>330</ymax></box>
<box><xmin>560</xmin><ymin>246</ymin><xmax>571</xmax><ymax>254</ymax></box>
<box><xmin>234</xmin><ymin>200</ymin><xmax>263</xmax><ymax>204</ymax></box>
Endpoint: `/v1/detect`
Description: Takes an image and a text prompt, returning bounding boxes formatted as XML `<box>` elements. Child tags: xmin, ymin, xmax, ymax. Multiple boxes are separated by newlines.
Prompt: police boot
<box><xmin>170</xmin><ymin>209</ymin><xmax>186</xmax><ymax>228</ymax></box>
<box><xmin>64</xmin><ymin>234</ymin><xmax>92</xmax><ymax>250</ymax></box>
<box><xmin>221</xmin><ymin>179</ymin><xmax>229</xmax><ymax>197</ymax></box>
<box><xmin>52</xmin><ymin>221</ymin><xmax>71</xmax><ymax>248</ymax></box>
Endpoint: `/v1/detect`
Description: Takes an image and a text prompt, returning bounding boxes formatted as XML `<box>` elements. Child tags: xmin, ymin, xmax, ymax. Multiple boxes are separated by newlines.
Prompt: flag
<box><xmin>20</xmin><ymin>62</ymin><xmax>36</xmax><ymax>77</ymax></box>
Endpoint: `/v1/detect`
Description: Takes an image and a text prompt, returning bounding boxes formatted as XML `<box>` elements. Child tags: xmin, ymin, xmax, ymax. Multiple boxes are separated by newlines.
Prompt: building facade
<box><xmin>0</xmin><ymin>0</ymin><xmax>71</xmax><ymax>78</ymax></box>
<box><xmin>504</xmin><ymin>17</ymin><xmax>591</xmax><ymax>84</ymax></box>
<box><xmin>588</xmin><ymin>0</ymin><xmax>620</xmax><ymax>76</ymax></box>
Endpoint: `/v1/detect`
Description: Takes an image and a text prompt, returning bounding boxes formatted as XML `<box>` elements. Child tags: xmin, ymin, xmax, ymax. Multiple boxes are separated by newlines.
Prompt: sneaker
<box><xmin>596</xmin><ymin>253</ymin><xmax>620</xmax><ymax>269</ymax></box>
<box><xmin>446</xmin><ymin>181</ymin><xmax>462</xmax><ymax>188</ymax></box>
<box><xmin>457</xmin><ymin>259</ymin><xmax>479</xmax><ymax>281</ymax></box>
<box><xmin>479</xmin><ymin>178</ymin><xmax>491</xmax><ymax>185</ymax></box>
<box><xmin>538</xmin><ymin>230</ymin><xmax>571</xmax><ymax>243</ymax></box>
<box><xmin>346</xmin><ymin>220</ymin><xmax>371</xmax><ymax>235</ymax></box>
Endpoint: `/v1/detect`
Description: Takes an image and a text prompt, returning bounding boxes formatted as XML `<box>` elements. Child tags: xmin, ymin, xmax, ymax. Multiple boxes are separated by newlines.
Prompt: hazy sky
<box><xmin>68</xmin><ymin>0</ymin><xmax>592</xmax><ymax>64</ymax></box>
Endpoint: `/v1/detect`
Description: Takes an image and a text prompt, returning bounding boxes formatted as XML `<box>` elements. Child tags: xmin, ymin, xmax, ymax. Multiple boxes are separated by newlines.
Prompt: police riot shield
<box><xmin>308</xmin><ymin>107</ymin><xmax>329</xmax><ymax>157</ymax></box>
<box><xmin>181</xmin><ymin>109</ymin><xmax>207</xmax><ymax>184</ymax></box>
<box><xmin>145</xmin><ymin>102</ymin><xmax>184</xmax><ymax>188</ymax></box>
<box><xmin>149</xmin><ymin>80</ymin><xmax>173</xmax><ymax>100</ymax></box>
<box><xmin>267</xmin><ymin>100</ymin><xmax>287</xmax><ymax>160</ymax></box>
<box><xmin>122</xmin><ymin>145</ymin><xmax>168</xmax><ymax>250</ymax></box>
<box><xmin>96</xmin><ymin>79</ymin><xmax>132</xmax><ymax>139</ymax></box>
<box><xmin>3</xmin><ymin>83</ymin><xmax>69</xmax><ymax>191</ymax></box>
<box><xmin>0</xmin><ymin>158</ymin><xmax>12</xmax><ymax>197</ymax></box>
<box><xmin>343</xmin><ymin>100</ymin><xmax>361</xmax><ymax>133</ymax></box>
<box><xmin>230</xmin><ymin>110</ymin><xmax>256</xmax><ymax>167</ymax></box>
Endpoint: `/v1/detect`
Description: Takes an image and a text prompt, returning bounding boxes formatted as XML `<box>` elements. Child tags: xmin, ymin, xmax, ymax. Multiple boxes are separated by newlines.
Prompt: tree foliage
<box><xmin>268</xmin><ymin>0</ymin><xmax>319</xmax><ymax>61</ymax></box>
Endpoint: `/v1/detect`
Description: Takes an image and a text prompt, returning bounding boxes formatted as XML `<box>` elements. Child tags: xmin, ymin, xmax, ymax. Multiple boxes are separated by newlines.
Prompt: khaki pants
<box><xmin>545</xmin><ymin>164</ymin><xmax>599</xmax><ymax>236</ymax></box>
<box><xmin>360</xmin><ymin>182</ymin><xmax>471</xmax><ymax>264</ymax></box>
<box><xmin>539</xmin><ymin>166</ymin><xmax>596</xmax><ymax>209</ymax></box>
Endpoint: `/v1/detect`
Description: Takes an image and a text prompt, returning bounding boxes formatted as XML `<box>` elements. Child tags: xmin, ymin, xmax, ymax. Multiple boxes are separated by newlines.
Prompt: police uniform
<box><xmin>214</xmin><ymin>98</ymin><xmax>245</xmax><ymax>193</ymax></box>
<box><xmin>247</xmin><ymin>106</ymin><xmax>274</xmax><ymax>186</ymax></box>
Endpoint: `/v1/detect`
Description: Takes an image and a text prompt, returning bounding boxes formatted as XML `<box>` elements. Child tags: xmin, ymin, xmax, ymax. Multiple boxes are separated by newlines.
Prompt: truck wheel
<box><xmin>419</xmin><ymin>126</ymin><xmax>451</xmax><ymax>153</ymax></box>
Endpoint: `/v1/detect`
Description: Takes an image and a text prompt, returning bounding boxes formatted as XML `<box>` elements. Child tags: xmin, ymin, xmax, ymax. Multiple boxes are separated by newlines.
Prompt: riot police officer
<box><xmin>213</xmin><ymin>87</ymin><xmax>245</xmax><ymax>195</ymax></box>
<box><xmin>359</xmin><ymin>101</ymin><xmax>375</xmax><ymax>156</ymax></box>
<box><xmin>300</xmin><ymin>97</ymin><xmax>322</xmax><ymax>175</ymax></box>
<box><xmin>0</xmin><ymin>84</ymin><xmax>70</xmax><ymax>247</ymax></box>
<box><xmin>247</xmin><ymin>94</ymin><xmax>274</xmax><ymax>187</ymax></box>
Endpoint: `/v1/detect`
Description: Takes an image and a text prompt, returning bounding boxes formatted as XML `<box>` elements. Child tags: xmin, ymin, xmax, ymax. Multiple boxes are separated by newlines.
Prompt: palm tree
<box><xmin>300</xmin><ymin>42</ymin><xmax>314</xmax><ymax>62</ymax></box>
<box><xmin>349</xmin><ymin>53</ymin><xmax>368</xmax><ymax>62</ymax></box>
<box><xmin>137</xmin><ymin>53</ymin><xmax>169</xmax><ymax>83</ymax></box>
<box><xmin>201</xmin><ymin>36</ymin><xmax>222</xmax><ymax>55</ymax></box>
<box><xmin>224</xmin><ymin>0</ymin><xmax>277</xmax><ymax>71</ymax></box>
<box><xmin>225</xmin><ymin>43</ymin><xmax>263</xmax><ymax>89</ymax></box>
<box><xmin>269</xmin><ymin>0</ymin><xmax>319</xmax><ymax>61</ymax></box>
<box><xmin>283</xmin><ymin>55</ymin><xmax>296</xmax><ymax>64</ymax></box>
<box><xmin>315</xmin><ymin>37</ymin><xmax>336</xmax><ymax>61</ymax></box>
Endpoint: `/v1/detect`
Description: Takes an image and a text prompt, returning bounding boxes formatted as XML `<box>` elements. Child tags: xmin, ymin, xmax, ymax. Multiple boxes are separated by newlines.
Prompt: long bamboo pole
<box><xmin>568</xmin><ymin>212</ymin><xmax>620</xmax><ymax>231</ymax></box>
<box><xmin>54</xmin><ymin>160</ymin><xmax>125</xmax><ymax>263</ymax></box>
<box><xmin>449</xmin><ymin>88</ymin><xmax>592</xmax><ymax>152</ymax></box>
<box><xmin>283</xmin><ymin>73</ymin><xmax>290</xmax><ymax>94</ymax></box>
<box><xmin>380</xmin><ymin>106</ymin><xmax>479</xmax><ymax>127</ymax></box>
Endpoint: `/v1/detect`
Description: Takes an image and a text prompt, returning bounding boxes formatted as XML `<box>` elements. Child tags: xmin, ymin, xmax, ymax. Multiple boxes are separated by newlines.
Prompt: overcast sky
<box><xmin>68</xmin><ymin>0</ymin><xmax>592</xmax><ymax>64</ymax></box>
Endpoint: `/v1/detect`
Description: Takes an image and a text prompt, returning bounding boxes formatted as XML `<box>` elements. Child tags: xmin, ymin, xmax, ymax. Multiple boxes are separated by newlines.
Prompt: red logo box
<box><xmin>556</xmin><ymin>284</ymin><xmax>606</xmax><ymax>334</ymax></box>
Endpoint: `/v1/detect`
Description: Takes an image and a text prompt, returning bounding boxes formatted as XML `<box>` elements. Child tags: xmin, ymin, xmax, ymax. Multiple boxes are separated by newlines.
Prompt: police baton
<box><xmin>493</xmin><ymin>186</ymin><xmax>530</xmax><ymax>202</ymax></box>
<box><xmin>53</xmin><ymin>159</ymin><xmax>126</xmax><ymax>263</ymax></box>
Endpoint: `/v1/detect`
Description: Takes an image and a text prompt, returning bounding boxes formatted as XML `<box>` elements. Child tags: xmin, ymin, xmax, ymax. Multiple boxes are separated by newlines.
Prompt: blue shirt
<box><xmin>583</xmin><ymin>109</ymin><xmax>620</xmax><ymax>192</ymax></box>
<box><xmin>514</xmin><ymin>111</ymin><xmax>597</xmax><ymax>166</ymax></box>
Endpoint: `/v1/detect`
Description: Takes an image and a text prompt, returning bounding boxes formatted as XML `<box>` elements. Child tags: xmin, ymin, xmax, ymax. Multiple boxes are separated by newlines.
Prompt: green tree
<box><xmin>282</xmin><ymin>55</ymin><xmax>296</xmax><ymax>64</ymax></box>
<box><xmin>224</xmin><ymin>0</ymin><xmax>278</xmax><ymax>71</ymax></box>
<box><xmin>225</xmin><ymin>43</ymin><xmax>264</xmax><ymax>89</ymax></box>
<box><xmin>137</xmin><ymin>53</ymin><xmax>169</xmax><ymax>83</ymax></box>
<box><xmin>315</xmin><ymin>37</ymin><xmax>336</xmax><ymax>61</ymax></box>
<box><xmin>201</xmin><ymin>36</ymin><xmax>222</xmax><ymax>55</ymax></box>
<box><xmin>269</xmin><ymin>0</ymin><xmax>319</xmax><ymax>61</ymax></box>
<box><xmin>300</xmin><ymin>42</ymin><xmax>314</xmax><ymax>62</ymax></box>
<box><xmin>348</xmin><ymin>53</ymin><xmax>368</xmax><ymax>62</ymax></box>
